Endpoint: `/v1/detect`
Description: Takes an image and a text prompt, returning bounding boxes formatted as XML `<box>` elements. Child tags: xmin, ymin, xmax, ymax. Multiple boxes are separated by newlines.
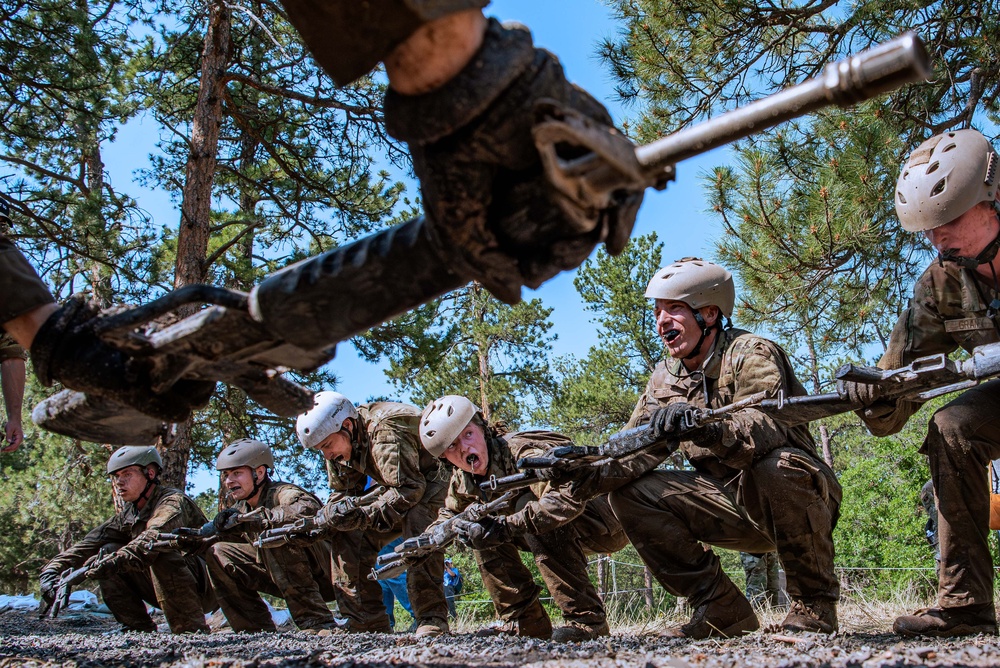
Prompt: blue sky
<box><xmin>325</xmin><ymin>0</ymin><xmax>732</xmax><ymax>405</ymax></box>
<box><xmin>100</xmin><ymin>1</ymin><xmax>732</xmax><ymax>493</ymax></box>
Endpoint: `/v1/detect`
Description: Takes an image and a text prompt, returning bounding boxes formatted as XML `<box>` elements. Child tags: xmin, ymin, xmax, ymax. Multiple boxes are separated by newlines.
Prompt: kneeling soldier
<box><xmin>39</xmin><ymin>446</ymin><xmax>216</xmax><ymax>633</ymax></box>
<box><xmin>206</xmin><ymin>439</ymin><xmax>339</xmax><ymax>633</ymax></box>
<box><xmin>418</xmin><ymin>395</ymin><xmax>628</xmax><ymax>642</ymax></box>
<box><xmin>610</xmin><ymin>258</ymin><xmax>841</xmax><ymax>638</ymax></box>
<box><xmin>296</xmin><ymin>391</ymin><xmax>450</xmax><ymax>636</ymax></box>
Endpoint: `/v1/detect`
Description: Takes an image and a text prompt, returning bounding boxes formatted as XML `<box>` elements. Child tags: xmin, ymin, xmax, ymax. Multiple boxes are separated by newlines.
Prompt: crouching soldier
<box><xmin>296</xmin><ymin>391</ymin><xmax>450</xmax><ymax>636</ymax></box>
<box><xmin>609</xmin><ymin>258</ymin><xmax>841</xmax><ymax>638</ymax></box>
<box><xmin>417</xmin><ymin>395</ymin><xmax>629</xmax><ymax>642</ymax></box>
<box><xmin>39</xmin><ymin>446</ymin><xmax>216</xmax><ymax>633</ymax></box>
<box><xmin>205</xmin><ymin>439</ymin><xmax>339</xmax><ymax>633</ymax></box>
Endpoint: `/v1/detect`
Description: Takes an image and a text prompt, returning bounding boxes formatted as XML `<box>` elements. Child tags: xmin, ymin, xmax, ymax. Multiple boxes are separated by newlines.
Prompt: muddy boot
<box><xmin>414</xmin><ymin>617</ymin><xmax>449</xmax><ymax>638</ymax></box>
<box><xmin>475</xmin><ymin>600</ymin><xmax>553</xmax><ymax>639</ymax></box>
<box><xmin>552</xmin><ymin>620</ymin><xmax>610</xmax><ymax>642</ymax></box>
<box><xmin>662</xmin><ymin>582</ymin><xmax>759</xmax><ymax>639</ymax></box>
<box><xmin>781</xmin><ymin>598</ymin><xmax>838</xmax><ymax>634</ymax></box>
<box><xmin>893</xmin><ymin>605</ymin><xmax>998</xmax><ymax>637</ymax></box>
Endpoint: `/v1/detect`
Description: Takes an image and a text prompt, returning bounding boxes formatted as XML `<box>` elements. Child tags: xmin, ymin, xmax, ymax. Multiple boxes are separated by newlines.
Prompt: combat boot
<box><xmin>781</xmin><ymin>598</ymin><xmax>838</xmax><ymax>634</ymax></box>
<box><xmin>475</xmin><ymin>601</ymin><xmax>553</xmax><ymax>639</ymax></box>
<box><xmin>662</xmin><ymin>582</ymin><xmax>759</xmax><ymax>639</ymax></box>
<box><xmin>551</xmin><ymin>620</ymin><xmax>610</xmax><ymax>642</ymax></box>
<box><xmin>893</xmin><ymin>605</ymin><xmax>998</xmax><ymax>637</ymax></box>
<box><xmin>414</xmin><ymin>617</ymin><xmax>449</xmax><ymax>637</ymax></box>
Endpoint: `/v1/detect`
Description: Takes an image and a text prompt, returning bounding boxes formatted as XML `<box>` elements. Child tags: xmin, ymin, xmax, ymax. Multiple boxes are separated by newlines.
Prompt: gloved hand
<box><xmin>86</xmin><ymin>552</ymin><xmax>125</xmax><ymax>580</ymax></box>
<box><xmin>212</xmin><ymin>508</ymin><xmax>246</xmax><ymax>534</ymax></box>
<box><xmin>838</xmin><ymin>379</ymin><xmax>886</xmax><ymax>408</ymax></box>
<box><xmin>454</xmin><ymin>515</ymin><xmax>512</xmax><ymax>550</ymax></box>
<box><xmin>650</xmin><ymin>402</ymin><xmax>695</xmax><ymax>439</ymax></box>
<box><xmin>316</xmin><ymin>503</ymin><xmax>370</xmax><ymax>532</ymax></box>
<box><xmin>30</xmin><ymin>296</ymin><xmax>216</xmax><ymax>423</ymax></box>
<box><xmin>39</xmin><ymin>569</ymin><xmax>59</xmax><ymax>605</ymax></box>
<box><xmin>383</xmin><ymin>19</ymin><xmax>643</xmax><ymax>304</ymax></box>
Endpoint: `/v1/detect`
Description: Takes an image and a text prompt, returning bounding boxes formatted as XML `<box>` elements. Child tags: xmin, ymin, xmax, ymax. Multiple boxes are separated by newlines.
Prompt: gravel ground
<box><xmin>4</xmin><ymin>608</ymin><xmax>1000</xmax><ymax>668</ymax></box>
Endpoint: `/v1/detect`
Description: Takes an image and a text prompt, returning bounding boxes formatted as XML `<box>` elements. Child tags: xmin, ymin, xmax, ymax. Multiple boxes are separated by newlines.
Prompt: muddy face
<box><xmin>442</xmin><ymin>420</ymin><xmax>489</xmax><ymax>476</ymax></box>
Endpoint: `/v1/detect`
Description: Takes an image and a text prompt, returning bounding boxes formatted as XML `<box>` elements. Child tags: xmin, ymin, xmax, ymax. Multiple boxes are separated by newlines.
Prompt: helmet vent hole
<box><xmin>926</xmin><ymin>161</ymin><xmax>940</xmax><ymax>175</ymax></box>
<box><xmin>427</xmin><ymin>429</ymin><xmax>436</xmax><ymax>437</ymax></box>
<box><xmin>941</xmin><ymin>142</ymin><xmax>957</xmax><ymax>153</ymax></box>
<box><xmin>897</xmin><ymin>192</ymin><xmax>907</xmax><ymax>204</ymax></box>
<box><xmin>930</xmin><ymin>178</ymin><xmax>947</xmax><ymax>197</ymax></box>
<box><xmin>304</xmin><ymin>428</ymin><xmax>310</xmax><ymax>434</ymax></box>
<box><xmin>446</xmin><ymin>406</ymin><xmax>454</xmax><ymax>417</ymax></box>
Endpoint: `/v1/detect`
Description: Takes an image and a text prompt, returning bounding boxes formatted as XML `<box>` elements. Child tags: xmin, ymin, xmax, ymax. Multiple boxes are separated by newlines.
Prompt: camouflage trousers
<box><xmin>206</xmin><ymin>540</ymin><xmax>337</xmax><ymax>632</ymax></box>
<box><xmin>331</xmin><ymin>484</ymin><xmax>449</xmax><ymax>631</ymax></box>
<box><xmin>97</xmin><ymin>542</ymin><xmax>215</xmax><ymax>633</ymax></box>
<box><xmin>477</xmin><ymin>496</ymin><xmax>627</xmax><ymax>630</ymax></box>
<box><xmin>741</xmin><ymin>551</ymin><xmax>780</xmax><ymax>606</ymax></box>
<box><xmin>921</xmin><ymin>380</ymin><xmax>1000</xmax><ymax>609</ymax></box>
<box><xmin>609</xmin><ymin>447</ymin><xmax>841</xmax><ymax>608</ymax></box>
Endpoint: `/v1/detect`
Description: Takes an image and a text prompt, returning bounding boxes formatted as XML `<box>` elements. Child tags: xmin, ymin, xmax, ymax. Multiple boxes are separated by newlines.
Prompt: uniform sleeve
<box><xmin>0</xmin><ymin>333</ymin><xmax>27</xmax><ymax>361</ymax></box>
<box><xmin>625</xmin><ymin>374</ymin><xmax>658</xmax><ymax>430</ymax></box>
<box><xmin>0</xmin><ymin>237</ymin><xmax>56</xmax><ymax>324</ymax></box>
<box><xmin>718</xmin><ymin>338</ymin><xmax>804</xmax><ymax>469</ymax></box>
<box><xmin>263</xmin><ymin>485</ymin><xmax>322</xmax><ymax>527</ymax></box>
<box><xmin>364</xmin><ymin>419</ymin><xmax>427</xmax><ymax>531</ymax></box>
<box><xmin>41</xmin><ymin>517</ymin><xmax>130</xmax><ymax>574</ymax></box>
<box><xmin>425</xmin><ymin>469</ymin><xmax>474</xmax><ymax>532</ymax></box>
<box><xmin>123</xmin><ymin>494</ymin><xmax>202</xmax><ymax>563</ymax></box>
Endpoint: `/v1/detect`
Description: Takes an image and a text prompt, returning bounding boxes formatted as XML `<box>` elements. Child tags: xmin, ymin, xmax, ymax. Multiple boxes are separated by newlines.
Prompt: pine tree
<box><xmin>357</xmin><ymin>282</ymin><xmax>557</xmax><ymax>428</ymax></box>
<box><xmin>543</xmin><ymin>233</ymin><xmax>663</xmax><ymax>444</ymax></box>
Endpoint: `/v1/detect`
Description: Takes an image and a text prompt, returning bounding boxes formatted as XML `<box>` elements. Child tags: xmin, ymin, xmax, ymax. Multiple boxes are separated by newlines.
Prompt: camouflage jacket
<box><xmin>628</xmin><ymin>327</ymin><xmax>818</xmax><ymax>476</ymax></box>
<box><xmin>434</xmin><ymin>430</ymin><xmax>621</xmax><ymax>536</ymax></box>
<box><xmin>325</xmin><ymin>401</ymin><xmax>448</xmax><ymax>531</ymax></box>
<box><xmin>42</xmin><ymin>485</ymin><xmax>208</xmax><ymax>573</ymax></box>
<box><xmin>0</xmin><ymin>332</ymin><xmax>26</xmax><ymax>362</ymax></box>
<box><xmin>229</xmin><ymin>478</ymin><xmax>323</xmax><ymax>543</ymax></box>
<box><xmin>865</xmin><ymin>260</ymin><xmax>1000</xmax><ymax>436</ymax></box>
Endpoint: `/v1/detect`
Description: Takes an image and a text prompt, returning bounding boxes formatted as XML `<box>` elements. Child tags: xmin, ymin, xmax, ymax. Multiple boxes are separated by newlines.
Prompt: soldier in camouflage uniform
<box><xmin>609</xmin><ymin>258</ymin><xmax>842</xmax><ymax>638</ymax></box>
<box><xmin>296</xmin><ymin>391</ymin><xmax>450</xmax><ymax>636</ymax></box>
<box><xmin>0</xmin><ymin>330</ymin><xmax>26</xmax><ymax>451</ymax></box>
<box><xmin>843</xmin><ymin>129</ymin><xmax>1000</xmax><ymax>637</ymax></box>
<box><xmin>38</xmin><ymin>446</ymin><xmax>216</xmax><ymax>633</ymax></box>
<box><xmin>206</xmin><ymin>439</ymin><xmax>339</xmax><ymax>633</ymax></box>
<box><xmin>417</xmin><ymin>395</ymin><xmax>642</xmax><ymax>642</ymax></box>
<box><xmin>741</xmin><ymin>552</ymin><xmax>782</xmax><ymax>608</ymax></box>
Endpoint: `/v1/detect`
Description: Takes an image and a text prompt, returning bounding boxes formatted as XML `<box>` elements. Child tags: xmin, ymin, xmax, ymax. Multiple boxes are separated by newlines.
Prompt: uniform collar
<box><xmin>665</xmin><ymin>328</ymin><xmax>730</xmax><ymax>380</ymax></box>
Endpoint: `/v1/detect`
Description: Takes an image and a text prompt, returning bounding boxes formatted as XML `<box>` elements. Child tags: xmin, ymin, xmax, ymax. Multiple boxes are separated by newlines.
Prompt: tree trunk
<box><xmin>160</xmin><ymin>0</ymin><xmax>231</xmax><ymax>489</ymax></box>
<box><xmin>472</xmin><ymin>283</ymin><xmax>492</xmax><ymax>422</ymax></box>
<box><xmin>805</xmin><ymin>329</ymin><xmax>835</xmax><ymax>468</ymax></box>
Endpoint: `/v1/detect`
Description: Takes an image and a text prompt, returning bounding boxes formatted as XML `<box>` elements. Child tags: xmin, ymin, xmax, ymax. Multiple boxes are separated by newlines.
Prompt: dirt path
<box><xmin>3</xmin><ymin>610</ymin><xmax>1000</xmax><ymax>668</ymax></box>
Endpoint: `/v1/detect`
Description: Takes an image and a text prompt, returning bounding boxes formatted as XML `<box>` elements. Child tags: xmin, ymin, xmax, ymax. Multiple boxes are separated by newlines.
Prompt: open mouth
<box><xmin>466</xmin><ymin>453</ymin><xmax>480</xmax><ymax>470</ymax></box>
<box><xmin>664</xmin><ymin>329</ymin><xmax>681</xmax><ymax>343</ymax></box>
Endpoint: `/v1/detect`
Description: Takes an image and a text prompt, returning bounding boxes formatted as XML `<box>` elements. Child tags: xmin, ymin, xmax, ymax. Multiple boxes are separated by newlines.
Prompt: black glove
<box><xmin>838</xmin><ymin>379</ymin><xmax>886</xmax><ymax>408</ymax></box>
<box><xmin>86</xmin><ymin>552</ymin><xmax>126</xmax><ymax>580</ymax></box>
<box><xmin>213</xmin><ymin>508</ymin><xmax>242</xmax><ymax>534</ymax></box>
<box><xmin>454</xmin><ymin>515</ymin><xmax>512</xmax><ymax>550</ymax></box>
<box><xmin>30</xmin><ymin>296</ymin><xmax>216</xmax><ymax>423</ymax></box>
<box><xmin>650</xmin><ymin>402</ymin><xmax>695</xmax><ymax>439</ymax></box>
<box><xmin>39</xmin><ymin>569</ymin><xmax>59</xmax><ymax>605</ymax></box>
<box><xmin>383</xmin><ymin>19</ymin><xmax>643</xmax><ymax>304</ymax></box>
<box><xmin>317</xmin><ymin>503</ymin><xmax>370</xmax><ymax>532</ymax></box>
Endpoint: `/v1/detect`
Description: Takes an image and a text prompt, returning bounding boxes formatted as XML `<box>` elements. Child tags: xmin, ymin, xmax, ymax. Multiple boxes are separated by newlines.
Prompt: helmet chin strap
<box><xmin>249</xmin><ymin>468</ymin><xmax>267</xmax><ymax>500</ymax></box>
<box><xmin>939</xmin><ymin>217</ymin><xmax>1000</xmax><ymax>319</ymax></box>
<box><xmin>682</xmin><ymin>308</ymin><xmax>730</xmax><ymax>361</ymax></box>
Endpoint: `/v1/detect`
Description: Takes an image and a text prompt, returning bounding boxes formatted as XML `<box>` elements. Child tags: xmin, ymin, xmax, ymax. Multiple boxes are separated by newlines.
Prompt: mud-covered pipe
<box><xmin>249</xmin><ymin>215</ymin><xmax>466</xmax><ymax>351</ymax></box>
